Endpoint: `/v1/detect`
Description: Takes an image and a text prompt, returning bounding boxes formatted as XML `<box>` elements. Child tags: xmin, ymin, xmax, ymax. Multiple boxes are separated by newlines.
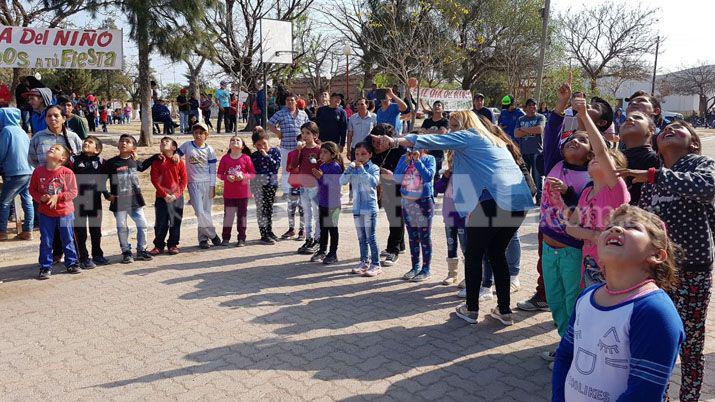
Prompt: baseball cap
<box><xmin>525</xmin><ymin>98</ymin><xmax>537</xmax><ymax>107</ymax></box>
<box><xmin>219</xmin><ymin>81</ymin><xmax>227</xmax><ymax>86</ymax></box>
<box><xmin>501</xmin><ymin>95</ymin><xmax>513</xmax><ymax>106</ymax></box>
<box><xmin>192</xmin><ymin>122</ymin><xmax>209</xmax><ymax>133</ymax></box>
<box><xmin>474</xmin><ymin>93</ymin><xmax>485</xmax><ymax>100</ymax></box>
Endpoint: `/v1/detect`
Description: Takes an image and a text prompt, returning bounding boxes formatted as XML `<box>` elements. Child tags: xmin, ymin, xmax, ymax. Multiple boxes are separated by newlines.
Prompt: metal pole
<box><xmin>345</xmin><ymin>54</ymin><xmax>349</xmax><ymax>100</ymax></box>
<box><xmin>263</xmin><ymin>63</ymin><xmax>268</xmax><ymax>128</ymax></box>
<box><xmin>651</xmin><ymin>36</ymin><xmax>660</xmax><ymax>94</ymax></box>
<box><xmin>534</xmin><ymin>0</ymin><xmax>550</xmax><ymax>103</ymax></box>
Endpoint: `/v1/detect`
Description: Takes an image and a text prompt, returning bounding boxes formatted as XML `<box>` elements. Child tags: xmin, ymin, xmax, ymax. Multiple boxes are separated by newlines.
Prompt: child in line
<box><xmin>626</xmin><ymin>121</ymin><xmax>715</xmax><ymax>401</ymax></box>
<box><xmin>552</xmin><ymin>205</ymin><xmax>684</xmax><ymax>402</ymax></box>
<box><xmin>281</xmin><ymin>171</ymin><xmax>305</xmax><ymax>241</ymax></box>
<box><xmin>178</xmin><ymin>123</ymin><xmax>221</xmax><ymax>249</ymax></box>
<box><xmin>618</xmin><ymin>111</ymin><xmax>660</xmax><ymax>204</ymax></box>
<box><xmin>310</xmin><ymin>141</ymin><xmax>344</xmax><ymax>265</ymax></box>
<box><xmin>250</xmin><ymin>127</ymin><xmax>281</xmax><ymax>244</ymax></box>
<box><xmin>148</xmin><ymin>137</ymin><xmax>187</xmax><ymax>255</ymax></box>
<box><xmin>29</xmin><ymin>144</ymin><xmax>79</xmax><ymax>279</ymax></box>
<box><xmin>70</xmin><ymin>136</ymin><xmax>109</xmax><ymax>268</ymax></box>
<box><xmin>340</xmin><ymin>141</ymin><xmax>382</xmax><ymax>276</ymax></box>
<box><xmin>394</xmin><ymin>148</ymin><xmax>436</xmax><ymax>282</ymax></box>
<box><xmin>539</xmin><ymin>77</ymin><xmax>594</xmax><ymax>362</ymax></box>
<box><xmin>218</xmin><ymin>135</ymin><xmax>255</xmax><ymax>247</ymax></box>
<box><xmin>103</xmin><ymin>134</ymin><xmax>154</xmax><ymax>263</ymax></box>
<box><xmin>99</xmin><ymin>106</ymin><xmax>108</xmax><ymax>133</ymax></box>
<box><xmin>564</xmin><ymin>97</ymin><xmax>630</xmax><ymax>287</ymax></box>
<box><xmin>290</xmin><ymin>122</ymin><xmax>322</xmax><ymax>255</ymax></box>
<box><xmin>435</xmin><ymin>151</ymin><xmax>465</xmax><ymax>286</ymax></box>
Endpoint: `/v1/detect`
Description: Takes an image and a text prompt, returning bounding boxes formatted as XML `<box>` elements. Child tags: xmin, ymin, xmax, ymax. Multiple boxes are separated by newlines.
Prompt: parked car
<box><xmin>663</xmin><ymin>111</ymin><xmax>684</xmax><ymax>122</ymax></box>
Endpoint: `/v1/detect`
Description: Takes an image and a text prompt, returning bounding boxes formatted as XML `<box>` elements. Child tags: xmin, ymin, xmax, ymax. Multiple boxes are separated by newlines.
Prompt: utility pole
<box><xmin>534</xmin><ymin>0</ymin><xmax>551</xmax><ymax>103</ymax></box>
<box><xmin>651</xmin><ymin>36</ymin><xmax>660</xmax><ymax>94</ymax></box>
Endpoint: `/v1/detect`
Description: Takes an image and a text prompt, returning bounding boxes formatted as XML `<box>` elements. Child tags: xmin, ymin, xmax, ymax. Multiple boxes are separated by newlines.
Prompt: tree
<box><xmin>203</xmin><ymin>0</ymin><xmax>315</xmax><ymax>130</ymax></box>
<box><xmin>558</xmin><ymin>2</ymin><xmax>659</xmax><ymax>91</ymax></box>
<box><xmin>664</xmin><ymin>62</ymin><xmax>715</xmax><ymax>116</ymax></box>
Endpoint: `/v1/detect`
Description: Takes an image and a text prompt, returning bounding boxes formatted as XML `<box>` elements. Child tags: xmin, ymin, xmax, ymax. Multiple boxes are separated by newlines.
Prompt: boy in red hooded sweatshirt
<box><xmin>29</xmin><ymin>144</ymin><xmax>79</xmax><ymax>279</ymax></box>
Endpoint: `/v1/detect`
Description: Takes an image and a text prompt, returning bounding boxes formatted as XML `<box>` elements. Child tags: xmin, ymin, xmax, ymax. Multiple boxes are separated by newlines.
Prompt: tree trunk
<box><xmin>137</xmin><ymin>14</ymin><xmax>153</xmax><ymax>147</ymax></box>
<box><xmin>590</xmin><ymin>77</ymin><xmax>598</xmax><ymax>92</ymax></box>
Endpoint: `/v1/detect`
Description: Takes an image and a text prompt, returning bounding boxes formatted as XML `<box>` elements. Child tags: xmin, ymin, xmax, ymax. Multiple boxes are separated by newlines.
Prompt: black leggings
<box><xmin>464</xmin><ymin>199</ymin><xmax>525</xmax><ymax>314</ymax></box>
<box><xmin>319</xmin><ymin>206</ymin><xmax>339</xmax><ymax>254</ymax></box>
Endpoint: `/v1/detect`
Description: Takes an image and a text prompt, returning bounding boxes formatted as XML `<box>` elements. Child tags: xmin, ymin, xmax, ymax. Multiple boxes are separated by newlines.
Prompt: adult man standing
<box><xmin>365</xmin><ymin>83</ymin><xmax>378</xmax><ymax>106</ymax></box>
<box><xmin>315</xmin><ymin>93</ymin><xmax>348</xmax><ymax>152</ymax></box>
<box><xmin>267</xmin><ymin>92</ymin><xmax>310</xmax><ymax>203</ymax></box>
<box><xmin>498</xmin><ymin>95</ymin><xmax>524</xmax><ymax>140</ymax></box>
<box><xmin>58</xmin><ymin>96</ymin><xmax>89</xmax><ymax>140</ymax></box>
<box><xmin>471</xmin><ymin>93</ymin><xmax>494</xmax><ymax>123</ymax></box>
<box><xmin>514</xmin><ymin>98</ymin><xmax>546</xmax><ymax>202</ymax></box>
<box><xmin>214</xmin><ymin>81</ymin><xmax>231</xmax><ymax>133</ymax></box>
<box><xmin>347</xmin><ymin>98</ymin><xmax>377</xmax><ymax>160</ymax></box>
<box><xmin>177</xmin><ymin>88</ymin><xmax>191</xmax><ymax>134</ymax></box>
<box><xmin>375</xmin><ymin>88</ymin><xmax>407</xmax><ymax>135</ymax></box>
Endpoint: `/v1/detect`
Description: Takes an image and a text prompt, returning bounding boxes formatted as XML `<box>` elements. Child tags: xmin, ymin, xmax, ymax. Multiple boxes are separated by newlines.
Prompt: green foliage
<box><xmin>162</xmin><ymin>83</ymin><xmax>183</xmax><ymax>100</ymax></box>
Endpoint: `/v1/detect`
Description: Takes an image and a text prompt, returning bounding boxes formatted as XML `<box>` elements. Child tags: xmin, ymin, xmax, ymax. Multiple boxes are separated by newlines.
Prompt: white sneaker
<box><xmin>351</xmin><ymin>261</ymin><xmax>368</xmax><ymax>274</ymax></box>
<box><xmin>510</xmin><ymin>276</ymin><xmax>521</xmax><ymax>293</ymax></box>
<box><xmin>479</xmin><ymin>286</ymin><xmax>493</xmax><ymax>301</ymax></box>
<box><xmin>457</xmin><ymin>288</ymin><xmax>466</xmax><ymax>298</ymax></box>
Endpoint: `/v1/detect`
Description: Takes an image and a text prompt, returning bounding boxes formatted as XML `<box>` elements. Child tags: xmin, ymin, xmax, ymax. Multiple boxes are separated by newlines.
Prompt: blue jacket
<box><xmin>406</xmin><ymin>129</ymin><xmax>534</xmax><ymax>216</ymax></box>
<box><xmin>339</xmin><ymin>160</ymin><xmax>380</xmax><ymax>215</ymax></box>
<box><xmin>0</xmin><ymin>107</ymin><xmax>33</xmax><ymax>177</ymax></box>
<box><xmin>393</xmin><ymin>153</ymin><xmax>435</xmax><ymax>199</ymax></box>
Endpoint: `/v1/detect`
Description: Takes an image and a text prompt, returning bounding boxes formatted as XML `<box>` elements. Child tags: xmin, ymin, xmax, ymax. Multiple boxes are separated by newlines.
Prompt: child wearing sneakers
<box><xmin>70</xmin><ymin>135</ymin><xmax>108</xmax><ymax>268</ymax></box>
<box><xmin>340</xmin><ymin>141</ymin><xmax>382</xmax><ymax>276</ymax></box>
<box><xmin>309</xmin><ymin>141</ymin><xmax>344</xmax><ymax>265</ymax></box>
<box><xmin>218</xmin><ymin>135</ymin><xmax>255</xmax><ymax>247</ymax></box>
<box><xmin>250</xmin><ymin>127</ymin><xmax>281</xmax><ymax>244</ymax></box>
<box><xmin>178</xmin><ymin>123</ymin><xmax>221</xmax><ymax>249</ymax></box>
<box><xmin>29</xmin><ymin>144</ymin><xmax>80</xmax><ymax>279</ymax></box>
<box><xmin>103</xmin><ymin>134</ymin><xmax>154</xmax><ymax>263</ymax></box>
<box><xmin>393</xmin><ymin>148</ymin><xmax>436</xmax><ymax>282</ymax></box>
<box><xmin>285</xmin><ymin>143</ymin><xmax>306</xmax><ymax>242</ymax></box>
<box><xmin>148</xmin><ymin>137</ymin><xmax>187</xmax><ymax>256</ymax></box>
<box><xmin>289</xmin><ymin>122</ymin><xmax>322</xmax><ymax>255</ymax></box>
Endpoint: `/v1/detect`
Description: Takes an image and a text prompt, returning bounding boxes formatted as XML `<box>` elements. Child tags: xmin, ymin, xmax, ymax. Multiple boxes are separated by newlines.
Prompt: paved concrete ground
<box><xmin>1</xmin><ymin>208</ymin><xmax>714</xmax><ymax>401</ymax></box>
<box><xmin>1</xmin><ymin>130</ymin><xmax>715</xmax><ymax>400</ymax></box>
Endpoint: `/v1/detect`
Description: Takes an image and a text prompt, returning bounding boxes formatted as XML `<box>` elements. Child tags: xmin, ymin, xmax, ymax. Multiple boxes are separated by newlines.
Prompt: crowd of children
<box><xmin>4</xmin><ymin>73</ymin><xmax>714</xmax><ymax>401</ymax></box>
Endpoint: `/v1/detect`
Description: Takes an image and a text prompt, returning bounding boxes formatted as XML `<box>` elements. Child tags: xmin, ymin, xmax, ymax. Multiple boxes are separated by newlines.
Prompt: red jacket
<box><xmin>29</xmin><ymin>166</ymin><xmax>77</xmax><ymax>217</ymax></box>
<box><xmin>150</xmin><ymin>157</ymin><xmax>188</xmax><ymax>199</ymax></box>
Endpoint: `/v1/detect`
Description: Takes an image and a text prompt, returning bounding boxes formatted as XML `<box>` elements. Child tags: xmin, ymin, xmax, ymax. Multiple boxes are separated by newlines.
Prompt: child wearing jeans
<box><xmin>178</xmin><ymin>122</ymin><xmax>221</xmax><ymax>249</ymax></box>
<box><xmin>29</xmin><ymin>144</ymin><xmax>79</xmax><ymax>279</ymax></box>
<box><xmin>218</xmin><ymin>135</ymin><xmax>255</xmax><ymax>247</ymax></box>
<box><xmin>290</xmin><ymin>122</ymin><xmax>322</xmax><ymax>255</ymax></box>
<box><xmin>103</xmin><ymin>134</ymin><xmax>154</xmax><ymax>263</ymax></box>
<box><xmin>552</xmin><ymin>205</ymin><xmax>684</xmax><ymax>402</ymax></box>
<box><xmin>285</xmin><ymin>147</ymin><xmax>305</xmax><ymax>242</ymax></box>
<box><xmin>309</xmin><ymin>141</ymin><xmax>344</xmax><ymax>265</ymax></box>
<box><xmin>340</xmin><ymin>141</ymin><xmax>382</xmax><ymax>276</ymax></box>
<box><xmin>148</xmin><ymin>137</ymin><xmax>187</xmax><ymax>255</ymax></box>
<box><xmin>70</xmin><ymin>135</ymin><xmax>108</xmax><ymax>268</ymax></box>
<box><xmin>394</xmin><ymin>148</ymin><xmax>436</xmax><ymax>282</ymax></box>
<box><xmin>250</xmin><ymin>127</ymin><xmax>281</xmax><ymax>244</ymax></box>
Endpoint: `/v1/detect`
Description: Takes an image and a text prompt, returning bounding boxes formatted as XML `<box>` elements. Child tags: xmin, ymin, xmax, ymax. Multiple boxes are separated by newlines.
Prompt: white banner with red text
<box><xmin>415</xmin><ymin>88</ymin><xmax>472</xmax><ymax>112</ymax></box>
<box><xmin>0</xmin><ymin>26</ymin><xmax>123</xmax><ymax>70</ymax></box>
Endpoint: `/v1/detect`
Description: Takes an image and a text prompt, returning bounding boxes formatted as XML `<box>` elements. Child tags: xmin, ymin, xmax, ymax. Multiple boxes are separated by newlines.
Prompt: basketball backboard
<box><xmin>260</xmin><ymin>19</ymin><xmax>293</xmax><ymax>65</ymax></box>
